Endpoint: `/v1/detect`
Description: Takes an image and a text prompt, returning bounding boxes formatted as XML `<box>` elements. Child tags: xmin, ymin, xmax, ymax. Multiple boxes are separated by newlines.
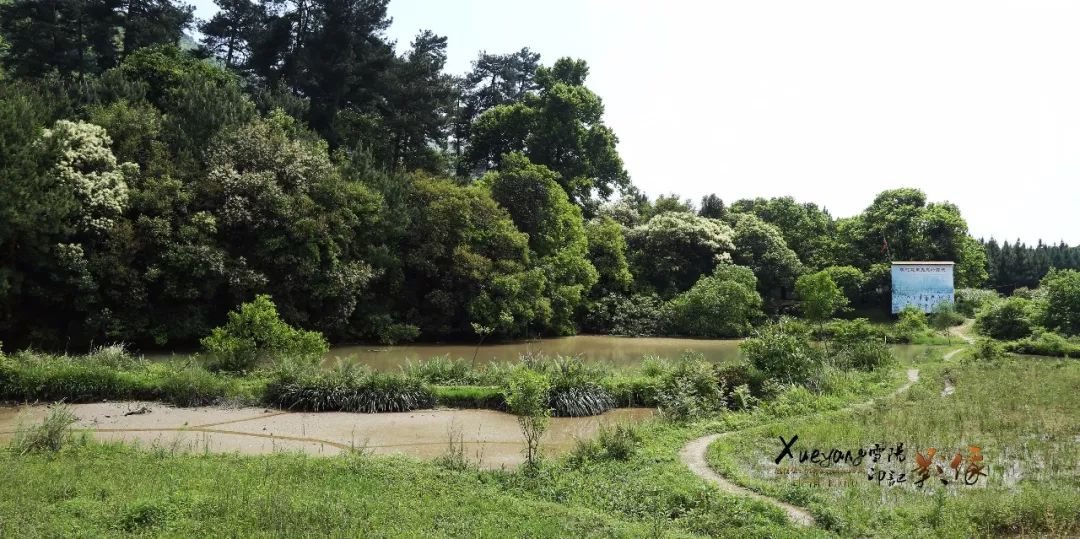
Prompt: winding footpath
<box><xmin>679</xmin><ymin>345</ymin><xmax>968</xmax><ymax>528</ymax></box>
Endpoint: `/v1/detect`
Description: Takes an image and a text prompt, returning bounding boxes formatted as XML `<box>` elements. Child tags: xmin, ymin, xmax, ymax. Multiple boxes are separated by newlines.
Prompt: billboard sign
<box><xmin>891</xmin><ymin>262</ymin><xmax>954</xmax><ymax>314</ymax></box>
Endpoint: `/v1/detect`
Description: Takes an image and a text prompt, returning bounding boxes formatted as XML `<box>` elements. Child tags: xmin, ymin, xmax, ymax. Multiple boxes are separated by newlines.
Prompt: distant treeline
<box><xmin>982</xmin><ymin>239</ymin><xmax>1080</xmax><ymax>294</ymax></box>
<box><xmin>0</xmin><ymin>0</ymin><xmax>1043</xmax><ymax>350</ymax></box>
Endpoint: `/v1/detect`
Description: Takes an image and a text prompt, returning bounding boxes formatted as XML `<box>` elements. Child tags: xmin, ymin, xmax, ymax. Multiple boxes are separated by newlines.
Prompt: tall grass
<box><xmin>9</xmin><ymin>405</ymin><xmax>80</xmax><ymax>454</ymax></box>
<box><xmin>264</xmin><ymin>361</ymin><xmax>435</xmax><ymax>413</ymax></box>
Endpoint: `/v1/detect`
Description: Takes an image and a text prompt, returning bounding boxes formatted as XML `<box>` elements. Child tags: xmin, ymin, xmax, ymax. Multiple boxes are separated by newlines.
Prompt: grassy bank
<box><xmin>705</xmin><ymin>355</ymin><xmax>1080</xmax><ymax>537</ymax></box>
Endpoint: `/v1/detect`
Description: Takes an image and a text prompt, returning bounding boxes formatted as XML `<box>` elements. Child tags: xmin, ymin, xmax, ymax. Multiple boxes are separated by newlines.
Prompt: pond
<box><xmin>321</xmin><ymin>336</ymin><xmax>944</xmax><ymax>372</ymax></box>
<box><xmin>322</xmin><ymin>335</ymin><xmax>746</xmax><ymax>371</ymax></box>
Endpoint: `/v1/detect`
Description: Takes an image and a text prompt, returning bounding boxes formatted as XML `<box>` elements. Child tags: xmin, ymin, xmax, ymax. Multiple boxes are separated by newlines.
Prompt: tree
<box><xmin>487</xmin><ymin>153</ymin><xmax>598</xmax><ymax>335</ymax></box>
<box><xmin>1034</xmin><ymin>269</ymin><xmax>1080</xmax><ymax>336</ymax></box>
<box><xmin>584</xmin><ymin>216</ymin><xmax>632</xmax><ymax>294</ymax></box>
<box><xmin>626</xmin><ymin>212</ymin><xmax>735</xmax><ymax>297</ymax></box>
<box><xmin>503</xmin><ymin>366</ymin><xmax>551</xmax><ymax>470</ymax></box>
<box><xmin>670</xmin><ymin>264</ymin><xmax>763</xmax><ymax>338</ymax></box>
<box><xmin>398</xmin><ymin>175</ymin><xmax>547</xmax><ymax>339</ymax></box>
<box><xmin>795</xmin><ymin>270</ymin><xmax>847</xmax><ymax>353</ymax></box>
<box><xmin>730</xmin><ymin>196</ymin><xmax>835</xmax><ymax>269</ymax></box>
<box><xmin>731</xmin><ymin>214</ymin><xmax>803</xmax><ymax>300</ymax></box>
<box><xmin>821</xmin><ymin>265</ymin><xmax>864</xmax><ymax>305</ymax></box>
<box><xmin>200</xmin><ymin>111</ymin><xmax>381</xmax><ymax>335</ymax></box>
<box><xmin>0</xmin><ymin>0</ymin><xmax>120</xmax><ymax>80</ymax></box>
<box><xmin>199</xmin><ymin>0</ymin><xmax>263</xmax><ymax>69</ymax></box>
<box><xmin>466</xmin><ymin>57</ymin><xmax>629</xmax><ymax>212</ymax></box>
<box><xmin>698</xmin><ymin>194</ymin><xmax>727</xmax><ymax>220</ymax></box>
<box><xmin>455</xmin><ymin>47</ymin><xmax>540</xmax><ymax>172</ymax></box>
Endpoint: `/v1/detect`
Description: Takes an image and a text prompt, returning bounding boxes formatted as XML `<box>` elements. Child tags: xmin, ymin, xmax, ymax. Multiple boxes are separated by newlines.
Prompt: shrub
<box><xmin>548</xmin><ymin>356</ymin><xmax>614</xmax><ymax>417</ymax></box>
<box><xmin>1004</xmin><ymin>331</ymin><xmax>1080</xmax><ymax>358</ymax></box>
<box><xmin>264</xmin><ymin>361</ymin><xmax>434</xmax><ymax>413</ymax></box>
<box><xmin>157</xmin><ymin>364</ymin><xmax>230</xmax><ymax>406</ymax></box>
<box><xmin>929</xmin><ymin>301</ymin><xmax>965</xmax><ymax>329</ymax></box>
<box><xmin>740</xmin><ymin>322</ymin><xmax>823</xmax><ymax>384</ymax></box>
<box><xmin>9</xmin><ymin>405</ymin><xmax>79</xmax><ymax>454</ymax></box>
<box><xmin>502</xmin><ymin>366</ymin><xmax>552</xmax><ymax>469</ymax></box>
<box><xmin>975</xmin><ymin>296</ymin><xmax>1034</xmax><ymax>340</ymax></box>
<box><xmin>201</xmin><ymin>295</ymin><xmax>328</xmax><ymax>372</ymax></box>
<box><xmin>834</xmin><ymin>341</ymin><xmax>894</xmax><ymax>372</ymax></box>
<box><xmin>568</xmin><ymin>423</ymin><xmax>642</xmax><ymax>465</ymax></box>
<box><xmin>825</xmin><ymin>318</ymin><xmax>886</xmax><ymax>346</ymax></box>
<box><xmin>969</xmin><ymin>337</ymin><xmax>1007</xmax><ymax>361</ymax></box>
<box><xmin>955</xmin><ymin>288</ymin><xmax>999</xmax><ymax>317</ymax></box>
<box><xmin>403</xmin><ymin>356</ymin><xmax>481</xmax><ymax>385</ymax></box>
<box><xmin>669</xmin><ymin>264</ymin><xmax>763</xmax><ymax>338</ymax></box>
<box><xmin>656</xmin><ymin>354</ymin><xmax>726</xmax><ymax>420</ymax></box>
<box><xmin>893</xmin><ymin>305</ymin><xmax>929</xmax><ymax>342</ymax></box>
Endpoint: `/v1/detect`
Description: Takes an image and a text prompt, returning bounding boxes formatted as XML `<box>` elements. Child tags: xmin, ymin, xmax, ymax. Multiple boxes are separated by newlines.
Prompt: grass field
<box><xmin>707</xmin><ymin>353</ymin><xmax>1080</xmax><ymax>537</ymax></box>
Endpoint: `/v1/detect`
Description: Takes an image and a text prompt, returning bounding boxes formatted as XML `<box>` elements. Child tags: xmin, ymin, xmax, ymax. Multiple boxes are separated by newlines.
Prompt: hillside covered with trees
<box><xmin>0</xmin><ymin>0</ymin><xmax>1075</xmax><ymax>350</ymax></box>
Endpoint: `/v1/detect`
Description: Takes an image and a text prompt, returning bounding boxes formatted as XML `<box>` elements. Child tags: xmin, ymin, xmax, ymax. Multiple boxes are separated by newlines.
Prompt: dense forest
<box><xmin>0</xmin><ymin>0</ymin><xmax>1075</xmax><ymax>350</ymax></box>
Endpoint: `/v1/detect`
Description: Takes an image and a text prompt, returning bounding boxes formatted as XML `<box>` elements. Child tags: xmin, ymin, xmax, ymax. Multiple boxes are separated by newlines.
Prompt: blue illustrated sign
<box><xmin>891</xmin><ymin>262</ymin><xmax>954</xmax><ymax>314</ymax></box>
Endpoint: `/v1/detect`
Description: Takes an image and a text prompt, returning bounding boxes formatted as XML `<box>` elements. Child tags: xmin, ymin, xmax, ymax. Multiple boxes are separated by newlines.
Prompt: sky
<box><xmin>189</xmin><ymin>1</ymin><xmax>1080</xmax><ymax>244</ymax></box>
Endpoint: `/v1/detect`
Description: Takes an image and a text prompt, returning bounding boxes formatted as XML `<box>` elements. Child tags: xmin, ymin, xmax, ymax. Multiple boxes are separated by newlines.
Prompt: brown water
<box><xmin>324</xmin><ymin>335</ymin><xmax>745</xmax><ymax>371</ymax></box>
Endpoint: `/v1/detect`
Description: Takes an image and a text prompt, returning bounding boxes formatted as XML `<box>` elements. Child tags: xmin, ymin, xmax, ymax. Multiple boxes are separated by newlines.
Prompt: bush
<box><xmin>825</xmin><ymin>318</ymin><xmax>886</xmax><ymax>346</ymax></box>
<box><xmin>156</xmin><ymin>364</ymin><xmax>230</xmax><ymax>406</ymax></box>
<box><xmin>969</xmin><ymin>337</ymin><xmax>1007</xmax><ymax>361</ymax></box>
<box><xmin>975</xmin><ymin>296</ymin><xmax>1034</xmax><ymax>340</ymax></box>
<box><xmin>740</xmin><ymin>322</ymin><xmax>823</xmax><ymax>384</ymax></box>
<box><xmin>201</xmin><ymin>295</ymin><xmax>328</xmax><ymax>372</ymax></box>
<box><xmin>264</xmin><ymin>361</ymin><xmax>434</xmax><ymax>413</ymax></box>
<box><xmin>656</xmin><ymin>354</ymin><xmax>726</xmax><ymax>420</ymax></box>
<box><xmin>929</xmin><ymin>301</ymin><xmax>965</xmax><ymax>329</ymax></box>
<box><xmin>834</xmin><ymin>341</ymin><xmax>894</xmax><ymax>371</ymax></box>
<box><xmin>955</xmin><ymin>288</ymin><xmax>999</xmax><ymax>317</ymax></box>
<box><xmin>1004</xmin><ymin>331</ymin><xmax>1080</xmax><ymax>358</ymax></box>
<box><xmin>568</xmin><ymin>423</ymin><xmax>642</xmax><ymax>465</ymax></box>
<box><xmin>403</xmin><ymin>356</ymin><xmax>483</xmax><ymax>385</ymax></box>
<box><xmin>669</xmin><ymin>264</ymin><xmax>763</xmax><ymax>338</ymax></box>
<box><xmin>9</xmin><ymin>405</ymin><xmax>79</xmax><ymax>454</ymax></box>
<box><xmin>893</xmin><ymin>306</ymin><xmax>929</xmax><ymax>342</ymax></box>
<box><xmin>548</xmin><ymin>356</ymin><xmax>614</xmax><ymax>417</ymax></box>
<box><xmin>502</xmin><ymin>366</ymin><xmax>552</xmax><ymax>469</ymax></box>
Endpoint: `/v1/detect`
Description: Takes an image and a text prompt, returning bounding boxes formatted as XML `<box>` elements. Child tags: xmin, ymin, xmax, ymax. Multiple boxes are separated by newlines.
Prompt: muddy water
<box><xmin>324</xmin><ymin>335</ymin><xmax>744</xmax><ymax>371</ymax></box>
<box><xmin>0</xmin><ymin>403</ymin><xmax>654</xmax><ymax>469</ymax></box>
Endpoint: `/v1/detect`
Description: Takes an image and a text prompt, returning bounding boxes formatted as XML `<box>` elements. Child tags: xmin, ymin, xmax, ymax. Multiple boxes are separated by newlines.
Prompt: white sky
<box><xmin>191</xmin><ymin>0</ymin><xmax>1080</xmax><ymax>244</ymax></box>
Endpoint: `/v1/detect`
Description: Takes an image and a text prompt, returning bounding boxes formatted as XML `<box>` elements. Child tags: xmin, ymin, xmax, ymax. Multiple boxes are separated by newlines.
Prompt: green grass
<box><xmin>705</xmin><ymin>353</ymin><xmax>1080</xmax><ymax>537</ymax></box>
<box><xmin>0</xmin><ymin>444</ymin><xmax>677</xmax><ymax>538</ymax></box>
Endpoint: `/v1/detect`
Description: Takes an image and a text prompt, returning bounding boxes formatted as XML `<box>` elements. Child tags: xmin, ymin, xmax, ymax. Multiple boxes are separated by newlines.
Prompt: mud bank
<box><xmin>0</xmin><ymin>403</ymin><xmax>653</xmax><ymax>469</ymax></box>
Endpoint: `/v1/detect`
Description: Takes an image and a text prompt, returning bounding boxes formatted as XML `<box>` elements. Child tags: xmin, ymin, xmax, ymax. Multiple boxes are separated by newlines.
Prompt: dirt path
<box><xmin>679</xmin><ymin>351</ymin><xmax>961</xmax><ymax>528</ymax></box>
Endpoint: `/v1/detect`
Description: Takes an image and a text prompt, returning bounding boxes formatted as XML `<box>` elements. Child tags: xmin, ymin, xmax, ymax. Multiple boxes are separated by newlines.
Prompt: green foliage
<box><xmin>969</xmin><ymin>337</ymin><xmax>1007</xmax><ymax>361</ymax></box>
<box><xmin>821</xmin><ymin>265</ymin><xmax>864</xmax><ymax>304</ymax></box>
<box><xmin>1033</xmin><ymin>269</ymin><xmax>1080</xmax><ymax>336</ymax></box>
<box><xmin>928</xmin><ymin>301</ymin><xmax>965</xmax><ymax>330</ymax></box>
<box><xmin>502</xmin><ymin>366</ymin><xmax>552</xmax><ymax>468</ymax></box>
<box><xmin>795</xmin><ymin>271</ymin><xmax>848</xmax><ymax>323</ymax></box>
<box><xmin>670</xmin><ymin>264</ymin><xmax>763</xmax><ymax>338</ymax></box>
<box><xmin>975</xmin><ymin>296</ymin><xmax>1035</xmax><ymax>340</ymax></box>
<box><xmin>8</xmin><ymin>404</ymin><xmax>79</xmax><ymax>455</ymax></box>
<box><xmin>568</xmin><ymin>423</ymin><xmax>642</xmax><ymax>465</ymax></box>
<box><xmin>893</xmin><ymin>305</ymin><xmax>930</xmax><ymax>342</ymax></box>
<box><xmin>467</xmin><ymin>57</ymin><xmax>629</xmax><ymax>210</ymax></box>
<box><xmin>547</xmin><ymin>356</ymin><xmax>614</xmax><ymax>417</ymax></box>
<box><xmin>740</xmin><ymin>321</ymin><xmax>823</xmax><ymax>384</ymax></box>
<box><xmin>730</xmin><ymin>196</ymin><xmax>836</xmax><ymax>269</ymax></box>
<box><xmin>1004</xmin><ymin>331</ymin><xmax>1080</xmax><ymax>358</ymax></box>
<box><xmin>626</xmin><ymin>212</ymin><xmax>735</xmax><ymax>296</ymax></box>
<box><xmin>580</xmin><ymin>292</ymin><xmax>669</xmax><ymax>336</ymax></box>
<box><xmin>731</xmin><ymin>213</ymin><xmax>804</xmax><ymax>298</ymax></box>
<box><xmin>656</xmin><ymin>354</ymin><xmax>726</xmax><ymax>420</ymax></box>
<box><xmin>954</xmin><ymin>288</ymin><xmax>1000</xmax><ymax>317</ymax></box>
<box><xmin>265</xmin><ymin>361</ymin><xmax>434</xmax><ymax>413</ymax></box>
<box><xmin>201</xmin><ymin>295</ymin><xmax>328</xmax><ymax>372</ymax></box>
<box><xmin>487</xmin><ymin>154</ymin><xmax>598</xmax><ymax>335</ymax></box>
<box><xmin>833</xmin><ymin>341</ymin><xmax>894</xmax><ymax>372</ymax></box>
<box><xmin>585</xmin><ymin>216</ymin><xmax>633</xmax><ymax>294</ymax></box>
